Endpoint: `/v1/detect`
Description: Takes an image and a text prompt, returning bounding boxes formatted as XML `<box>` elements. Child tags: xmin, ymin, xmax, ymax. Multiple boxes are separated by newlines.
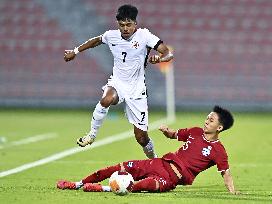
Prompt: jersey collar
<box><xmin>202</xmin><ymin>134</ymin><xmax>219</xmax><ymax>143</ymax></box>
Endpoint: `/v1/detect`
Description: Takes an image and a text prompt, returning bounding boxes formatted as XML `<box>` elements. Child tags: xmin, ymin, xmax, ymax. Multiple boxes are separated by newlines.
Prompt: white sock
<box><xmin>75</xmin><ymin>180</ymin><xmax>84</xmax><ymax>189</ymax></box>
<box><xmin>143</xmin><ymin>138</ymin><xmax>157</xmax><ymax>159</ymax></box>
<box><xmin>89</xmin><ymin>102</ymin><xmax>109</xmax><ymax>138</ymax></box>
<box><xmin>102</xmin><ymin>185</ymin><xmax>111</xmax><ymax>192</ymax></box>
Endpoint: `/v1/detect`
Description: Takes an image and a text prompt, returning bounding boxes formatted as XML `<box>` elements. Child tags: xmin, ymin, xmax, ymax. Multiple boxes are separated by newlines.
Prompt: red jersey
<box><xmin>162</xmin><ymin>127</ymin><xmax>229</xmax><ymax>185</ymax></box>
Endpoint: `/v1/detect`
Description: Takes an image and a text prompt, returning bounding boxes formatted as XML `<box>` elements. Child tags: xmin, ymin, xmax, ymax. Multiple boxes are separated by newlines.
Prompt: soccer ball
<box><xmin>109</xmin><ymin>171</ymin><xmax>134</xmax><ymax>196</ymax></box>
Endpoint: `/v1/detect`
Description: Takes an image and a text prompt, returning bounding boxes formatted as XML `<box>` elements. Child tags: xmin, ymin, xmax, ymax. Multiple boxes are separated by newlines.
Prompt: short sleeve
<box><xmin>213</xmin><ymin>146</ymin><xmax>229</xmax><ymax>172</ymax></box>
<box><xmin>176</xmin><ymin>128</ymin><xmax>190</xmax><ymax>142</ymax></box>
<box><xmin>143</xmin><ymin>29</ymin><xmax>161</xmax><ymax>50</ymax></box>
<box><xmin>101</xmin><ymin>31</ymin><xmax>109</xmax><ymax>45</ymax></box>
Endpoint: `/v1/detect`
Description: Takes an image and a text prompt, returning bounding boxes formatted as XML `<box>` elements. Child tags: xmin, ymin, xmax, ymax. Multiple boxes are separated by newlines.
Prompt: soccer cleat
<box><xmin>57</xmin><ymin>180</ymin><xmax>77</xmax><ymax>190</ymax></box>
<box><xmin>76</xmin><ymin>134</ymin><xmax>95</xmax><ymax>147</ymax></box>
<box><xmin>83</xmin><ymin>183</ymin><xmax>103</xmax><ymax>192</ymax></box>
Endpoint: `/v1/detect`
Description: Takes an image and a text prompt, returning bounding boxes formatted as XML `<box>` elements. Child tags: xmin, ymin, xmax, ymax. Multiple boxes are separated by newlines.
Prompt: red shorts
<box><xmin>123</xmin><ymin>158</ymin><xmax>179</xmax><ymax>192</ymax></box>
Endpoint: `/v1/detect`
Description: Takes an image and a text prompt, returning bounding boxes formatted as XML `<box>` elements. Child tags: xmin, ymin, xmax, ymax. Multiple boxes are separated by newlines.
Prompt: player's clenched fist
<box><xmin>64</xmin><ymin>50</ymin><xmax>76</xmax><ymax>62</ymax></box>
<box><xmin>149</xmin><ymin>55</ymin><xmax>160</xmax><ymax>64</ymax></box>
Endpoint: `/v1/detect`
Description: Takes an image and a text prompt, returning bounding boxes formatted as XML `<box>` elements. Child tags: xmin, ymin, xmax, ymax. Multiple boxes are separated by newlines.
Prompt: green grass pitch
<box><xmin>0</xmin><ymin>109</ymin><xmax>271</xmax><ymax>203</ymax></box>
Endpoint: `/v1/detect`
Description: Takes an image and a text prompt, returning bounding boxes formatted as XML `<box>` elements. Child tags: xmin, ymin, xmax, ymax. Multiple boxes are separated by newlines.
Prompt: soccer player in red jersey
<box><xmin>57</xmin><ymin>106</ymin><xmax>239</xmax><ymax>194</ymax></box>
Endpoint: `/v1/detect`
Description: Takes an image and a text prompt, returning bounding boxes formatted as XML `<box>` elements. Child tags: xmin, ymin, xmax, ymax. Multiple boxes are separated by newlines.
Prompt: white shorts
<box><xmin>102</xmin><ymin>78</ymin><xmax>148</xmax><ymax>131</ymax></box>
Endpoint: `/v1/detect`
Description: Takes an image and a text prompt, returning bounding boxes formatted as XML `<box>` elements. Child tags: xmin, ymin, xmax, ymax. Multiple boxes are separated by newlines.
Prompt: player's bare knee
<box><xmin>100</xmin><ymin>97</ymin><xmax>114</xmax><ymax>108</ymax></box>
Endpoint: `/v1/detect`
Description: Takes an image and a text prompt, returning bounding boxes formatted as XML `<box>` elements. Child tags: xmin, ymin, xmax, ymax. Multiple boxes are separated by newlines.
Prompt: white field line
<box><xmin>0</xmin><ymin>118</ymin><xmax>169</xmax><ymax>178</ymax></box>
<box><xmin>0</xmin><ymin>133</ymin><xmax>58</xmax><ymax>149</ymax></box>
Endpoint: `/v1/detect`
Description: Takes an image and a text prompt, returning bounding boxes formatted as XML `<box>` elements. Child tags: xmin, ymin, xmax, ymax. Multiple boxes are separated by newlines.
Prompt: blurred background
<box><xmin>1</xmin><ymin>0</ymin><xmax>271</xmax><ymax>111</ymax></box>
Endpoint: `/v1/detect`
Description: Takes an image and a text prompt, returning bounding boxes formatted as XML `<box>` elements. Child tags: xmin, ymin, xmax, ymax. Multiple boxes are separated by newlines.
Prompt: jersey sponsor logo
<box><xmin>202</xmin><ymin>146</ymin><xmax>212</xmax><ymax>156</ymax></box>
<box><xmin>127</xmin><ymin>161</ymin><xmax>133</xmax><ymax>168</ymax></box>
<box><xmin>111</xmin><ymin>44</ymin><xmax>116</xmax><ymax>46</ymax></box>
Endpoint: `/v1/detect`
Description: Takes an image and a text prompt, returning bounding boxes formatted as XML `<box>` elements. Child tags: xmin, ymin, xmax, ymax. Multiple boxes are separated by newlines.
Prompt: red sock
<box><xmin>132</xmin><ymin>177</ymin><xmax>158</xmax><ymax>192</ymax></box>
<box><xmin>82</xmin><ymin>164</ymin><xmax>121</xmax><ymax>184</ymax></box>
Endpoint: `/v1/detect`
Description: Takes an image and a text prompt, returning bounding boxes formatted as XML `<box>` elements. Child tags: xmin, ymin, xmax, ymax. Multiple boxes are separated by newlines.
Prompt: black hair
<box><xmin>213</xmin><ymin>105</ymin><xmax>234</xmax><ymax>132</ymax></box>
<box><xmin>116</xmin><ymin>4</ymin><xmax>138</xmax><ymax>21</ymax></box>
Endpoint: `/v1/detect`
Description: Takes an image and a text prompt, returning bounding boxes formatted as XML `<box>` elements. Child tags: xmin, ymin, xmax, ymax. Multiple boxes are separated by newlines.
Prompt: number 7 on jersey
<box><xmin>122</xmin><ymin>52</ymin><xmax>127</xmax><ymax>62</ymax></box>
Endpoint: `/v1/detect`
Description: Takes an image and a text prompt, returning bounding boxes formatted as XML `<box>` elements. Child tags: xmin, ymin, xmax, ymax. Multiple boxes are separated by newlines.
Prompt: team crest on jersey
<box><xmin>132</xmin><ymin>41</ymin><xmax>139</xmax><ymax>49</ymax></box>
<box><xmin>202</xmin><ymin>146</ymin><xmax>212</xmax><ymax>156</ymax></box>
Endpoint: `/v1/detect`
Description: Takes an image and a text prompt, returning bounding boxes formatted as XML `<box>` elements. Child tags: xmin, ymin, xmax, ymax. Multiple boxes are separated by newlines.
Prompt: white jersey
<box><xmin>101</xmin><ymin>28</ymin><xmax>161</xmax><ymax>98</ymax></box>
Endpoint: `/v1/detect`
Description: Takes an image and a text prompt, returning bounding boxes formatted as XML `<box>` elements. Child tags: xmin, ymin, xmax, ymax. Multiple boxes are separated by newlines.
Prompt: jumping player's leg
<box><xmin>134</xmin><ymin>126</ymin><xmax>157</xmax><ymax>159</ymax></box>
<box><xmin>89</xmin><ymin>87</ymin><xmax>119</xmax><ymax>137</ymax></box>
<box><xmin>125</xmin><ymin>97</ymin><xmax>157</xmax><ymax>158</ymax></box>
<box><xmin>77</xmin><ymin>86</ymin><xmax>119</xmax><ymax>147</ymax></box>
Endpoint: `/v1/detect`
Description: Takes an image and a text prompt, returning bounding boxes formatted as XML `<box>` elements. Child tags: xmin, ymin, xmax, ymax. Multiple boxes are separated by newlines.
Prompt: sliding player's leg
<box><xmin>83</xmin><ymin>159</ymin><xmax>155</xmax><ymax>192</ymax></box>
<box><xmin>123</xmin><ymin>159</ymin><xmax>175</xmax><ymax>192</ymax></box>
<box><xmin>57</xmin><ymin>163</ymin><xmax>121</xmax><ymax>190</ymax></box>
<box><xmin>132</xmin><ymin>177</ymin><xmax>159</xmax><ymax>192</ymax></box>
<box><xmin>57</xmin><ymin>159</ymin><xmax>176</xmax><ymax>193</ymax></box>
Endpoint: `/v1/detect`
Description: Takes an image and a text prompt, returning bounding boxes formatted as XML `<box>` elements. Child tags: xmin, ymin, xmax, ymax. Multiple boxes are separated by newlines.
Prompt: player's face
<box><xmin>117</xmin><ymin>19</ymin><xmax>137</xmax><ymax>39</ymax></box>
<box><xmin>203</xmin><ymin>112</ymin><xmax>223</xmax><ymax>134</ymax></box>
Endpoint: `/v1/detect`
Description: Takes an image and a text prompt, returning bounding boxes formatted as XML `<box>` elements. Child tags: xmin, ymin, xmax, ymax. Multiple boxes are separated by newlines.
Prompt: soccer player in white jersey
<box><xmin>64</xmin><ymin>4</ymin><xmax>174</xmax><ymax>158</ymax></box>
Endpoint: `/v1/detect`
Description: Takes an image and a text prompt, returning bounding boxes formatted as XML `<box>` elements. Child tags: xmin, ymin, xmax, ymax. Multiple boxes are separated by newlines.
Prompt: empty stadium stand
<box><xmin>0</xmin><ymin>0</ymin><xmax>107</xmax><ymax>107</ymax></box>
<box><xmin>0</xmin><ymin>0</ymin><xmax>271</xmax><ymax>109</ymax></box>
<box><xmin>84</xmin><ymin>0</ymin><xmax>272</xmax><ymax>109</ymax></box>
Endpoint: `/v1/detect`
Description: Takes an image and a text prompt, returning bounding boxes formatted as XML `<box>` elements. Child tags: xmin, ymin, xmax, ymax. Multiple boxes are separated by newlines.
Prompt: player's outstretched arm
<box><xmin>159</xmin><ymin>125</ymin><xmax>177</xmax><ymax>139</ymax></box>
<box><xmin>149</xmin><ymin>43</ymin><xmax>174</xmax><ymax>64</ymax></box>
<box><xmin>222</xmin><ymin>170</ymin><xmax>239</xmax><ymax>195</ymax></box>
<box><xmin>64</xmin><ymin>36</ymin><xmax>103</xmax><ymax>62</ymax></box>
